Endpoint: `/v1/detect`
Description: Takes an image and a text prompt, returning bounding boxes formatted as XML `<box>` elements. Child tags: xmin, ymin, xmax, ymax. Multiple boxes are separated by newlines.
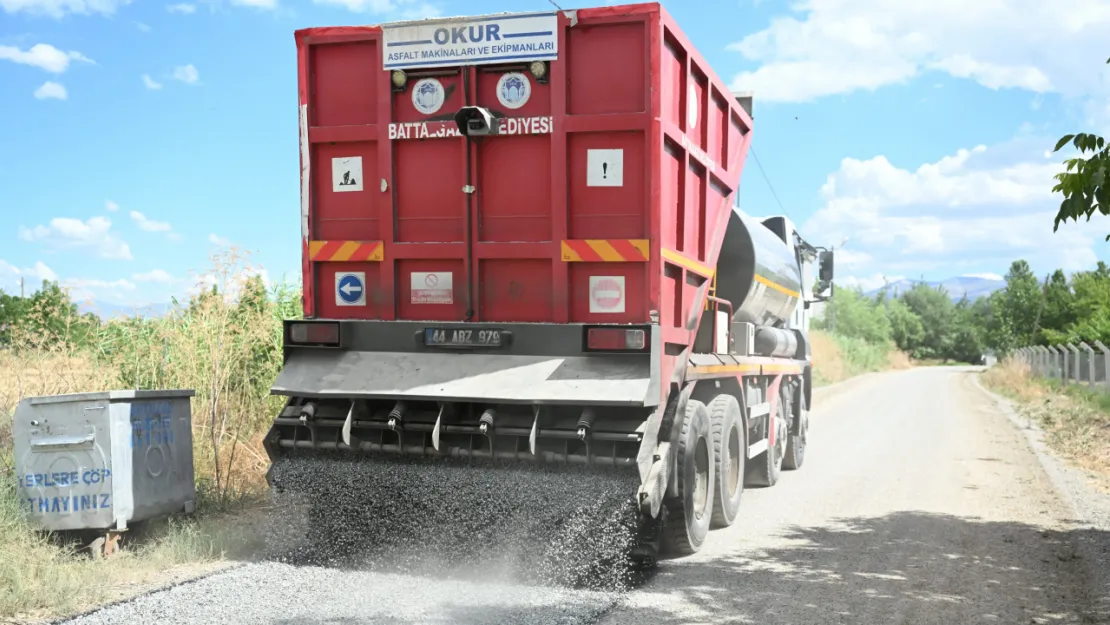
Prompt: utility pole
<box><xmin>20</xmin><ymin>277</ymin><xmax>24</xmax><ymax>298</ymax></box>
<box><xmin>827</xmin><ymin>236</ymin><xmax>849</xmax><ymax>333</ymax></box>
<box><xmin>1031</xmin><ymin>273</ymin><xmax>1049</xmax><ymax>344</ymax></box>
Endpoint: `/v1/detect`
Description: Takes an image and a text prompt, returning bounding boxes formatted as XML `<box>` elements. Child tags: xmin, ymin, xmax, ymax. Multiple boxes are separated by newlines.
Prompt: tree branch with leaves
<box><xmin>1051</xmin><ymin>58</ymin><xmax>1110</xmax><ymax>240</ymax></box>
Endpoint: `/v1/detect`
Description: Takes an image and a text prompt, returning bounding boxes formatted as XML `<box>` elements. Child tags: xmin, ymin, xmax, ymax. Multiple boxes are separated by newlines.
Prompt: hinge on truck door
<box><xmin>462</xmin><ymin>184</ymin><xmax>476</xmax><ymax>194</ymax></box>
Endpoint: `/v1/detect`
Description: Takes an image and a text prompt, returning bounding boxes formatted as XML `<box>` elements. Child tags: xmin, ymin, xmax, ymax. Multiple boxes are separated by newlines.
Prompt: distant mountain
<box><xmin>865</xmin><ymin>275</ymin><xmax>1006</xmax><ymax>302</ymax></box>
<box><xmin>78</xmin><ymin>301</ymin><xmax>172</xmax><ymax>319</ymax></box>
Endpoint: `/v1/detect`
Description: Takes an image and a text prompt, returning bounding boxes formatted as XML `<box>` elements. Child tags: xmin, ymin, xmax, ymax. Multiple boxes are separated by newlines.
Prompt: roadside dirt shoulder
<box><xmin>973</xmin><ymin>372</ymin><xmax>1110</xmax><ymax>622</ymax></box>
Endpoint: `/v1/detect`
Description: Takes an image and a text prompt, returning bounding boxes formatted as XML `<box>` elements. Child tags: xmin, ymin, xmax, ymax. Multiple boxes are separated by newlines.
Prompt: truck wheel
<box><xmin>782</xmin><ymin>393</ymin><xmax>807</xmax><ymax>470</ymax></box>
<box><xmin>745</xmin><ymin>398</ymin><xmax>786</xmax><ymax>488</ymax></box>
<box><xmin>662</xmin><ymin>399</ymin><xmax>714</xmax><ymax>556</ymax></box>
<box><xmin>708</xmin><ymin>394</ymin><xmax>744</xmax><ymax>529</ymax></box>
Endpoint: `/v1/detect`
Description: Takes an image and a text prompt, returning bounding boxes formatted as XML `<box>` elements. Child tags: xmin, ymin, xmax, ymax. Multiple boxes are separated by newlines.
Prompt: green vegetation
<box><xmin>0</xmin><ymin>251</ymin><xmax>297</xmax><ymax>620</ymax></box>
<box><xmin>818</xmin><ymin>259</ymin><xmax>1110</xmax><ymax>364</ymax></box>
<box><xmin>1051</xmin><ymin>58</ymin><xmax>1110</xmax><ymax>242</ymax></box>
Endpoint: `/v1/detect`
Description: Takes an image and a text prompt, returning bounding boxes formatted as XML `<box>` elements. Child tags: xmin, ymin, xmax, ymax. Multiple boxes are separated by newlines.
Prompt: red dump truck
<box><xmin>264</xmin><ymin>2</ymin><xmax>835</xmax><ymax>560</ymax></box>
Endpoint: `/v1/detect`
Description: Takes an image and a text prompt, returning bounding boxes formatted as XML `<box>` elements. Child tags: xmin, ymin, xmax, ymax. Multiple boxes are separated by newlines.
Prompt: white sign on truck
<box><xmin>383</xmin><ymin>12</ymin><xmax>559</xmax><ymax>70</ymax></box>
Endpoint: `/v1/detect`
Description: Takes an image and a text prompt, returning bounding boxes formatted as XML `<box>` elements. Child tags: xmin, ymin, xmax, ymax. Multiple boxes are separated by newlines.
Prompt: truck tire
<box><xmin>708</xmin><ymin>394</ymin><xmax>744</xmax><ymax>529</ymax></box>
<box><xmin>782</xmin><ymin>392</ymin><xmax>807</xmax><ymax>471</ymax></box>
<box><xmin>662</xmin><ymin>399</ymin><xmax>714</xmax><ymax>556</ymax></box>
<box><xmin>745</xmin><ymin>398</ymin><xmax>786</xmax><ymax>488</ymax></box>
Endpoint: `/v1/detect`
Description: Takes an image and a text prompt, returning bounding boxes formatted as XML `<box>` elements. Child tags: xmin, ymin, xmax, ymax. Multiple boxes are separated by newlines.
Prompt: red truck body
<box><xmin>272</xmin><ymin>3</ymin><xmax>830</xmax><ymax>559</ymax></box>
<box><xmin>295</xmin><ymin>3</ymin><xmax>752</xmax><ymax>403</ymax></box>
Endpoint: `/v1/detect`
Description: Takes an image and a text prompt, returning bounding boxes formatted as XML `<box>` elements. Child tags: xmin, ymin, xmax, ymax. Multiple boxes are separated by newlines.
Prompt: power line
<box><xmin>749</xmin><ymin>145</ymin><xmax>790</xmax><ymax>220</ymax></box>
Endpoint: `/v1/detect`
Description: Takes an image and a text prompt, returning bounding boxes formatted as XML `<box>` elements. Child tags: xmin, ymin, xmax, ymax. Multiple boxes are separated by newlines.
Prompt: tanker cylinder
<box><xmin>577</xmin><ymin>408</ymin><xmax>597</xmax><ymax>441</ymax></box>
<box><xmin>754</xmin><ymin>326</ymin><xmax>800</xmax><ymax>358</ymax></box>
<box><xmin>387</xmin><ymin>401</ymin><xmax>408</xmax><ymax>431</ymax></box>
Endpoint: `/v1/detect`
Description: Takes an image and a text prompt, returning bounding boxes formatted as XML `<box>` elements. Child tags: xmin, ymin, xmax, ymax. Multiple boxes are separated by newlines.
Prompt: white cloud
<box><xmin>61</xmin><ymin>277</ymin><xmax>138</xmax><ymax>304</ymax></box>
<box><xmin>142</xmin><ymin>74</ymin><xmax>162</xmax><ymax>90</ymax></box>
<box><xmin>311</xmin><ymin>0</ymin><xmax>437</xmax><ymax>17</ymax></box>
<box><xmin>172</xmin><ymin>64</ymin><xmax>199</xmax><ymax>85</ymax></box>
<box><xmin>0</xmin><ymin>0</ymin><xmax>130</xmax><ymax>17</ymax></box>
<box><xmin>135</xmin><ymin>21</ymin><xmax>151</xmax><ymax>32</ymax></box>
<box><xmin>727</xmin><ymin>0</ymin><xmax>1110</xmax><ymax>104</ymax></box>
<box><xmin>129</xmin><ymin>210</ymin><xmax>172</xmax><ymax>233</ymax></box>
<box><xmin>208</xmin><ymin>233</ymin><xmax>232</xmax><ymax>247</ymax></box>
<box><xmin>33</xmin><ymin>81</ymin><xmax>66</xmax><ymax>100</ymax></box>
<box><xmin>0</xmin><ymin>260</ymin><xmax>59</xmax><ymax>294</ymax></box>
<box><xmin>20</xmin><ymin>216</ymin><xmax>133</xmax><ymax>260</ymax></box>
<box><xmin>963</xmin><ymin>272</ymin><xmax>1004</xmax><ymax>281</ymax></box>
<box><xmin>231</xmin><ymin>0</ymin><xmax>276</xmax><ymax>8</ymax></box>
<box><xmin>166</xmin><ymin>2</ymin><xmax>194</xmax><ymax>11</ymax></box>
<box><xmin>186</xmin><ymin>266</ymin><xmax>271</xmax><ymax>302</ymax></box>
<box><xmin>27</xmin><ymin>261</ymin><xmax>58</xmax><ymax>282</ymax></box>
<box><xmin>105</xmin><ymin>200</ymin><xmax>120</xmax><ymax>212</ymax></box>
<box><xmin>803</xmin><ymin>138</ymin><xmax>1109</xmax><ymax>289</ymax></box>
<box><xmin>0</xmin><ymin>44</ymin><xmax>93</xmax><ymax>73</ymax></box>
<box><xmin>132</xmin><ymin>269</ymin><xmax>174</xmax><ymax>283</ymax></box>
<box><xmin>840</xmin><ymin>273</ymin><xmax>904</xmax><ymax>293</ymax></box>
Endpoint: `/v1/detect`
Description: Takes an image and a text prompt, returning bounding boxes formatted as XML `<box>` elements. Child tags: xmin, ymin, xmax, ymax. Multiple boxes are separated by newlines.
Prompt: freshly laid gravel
<box><xmin>63</xmin><ymin>563</ymin><xmax>624</xmax><ymax>625</ymax></box>
<box><xmin>64</xmin><ymin>454</ymin><xmax>647</xmax><ymax>625</ymax></box>
<box><xmin>63</xmin><ymin>368</ymin><xmax>1109</xmax><ymax>625</ymax></box>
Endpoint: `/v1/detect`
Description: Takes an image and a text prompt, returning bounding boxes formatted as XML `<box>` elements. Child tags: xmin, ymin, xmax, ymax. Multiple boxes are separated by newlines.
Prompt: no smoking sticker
<box><xmin>411</xmin><ymin>271</ymin><xmax>453</xmax><ymax>305</ymax></box>
<box><xmin>589</xmin><ymin>276</ymin><xmax>625</xmax><ymax>313</ymax></box>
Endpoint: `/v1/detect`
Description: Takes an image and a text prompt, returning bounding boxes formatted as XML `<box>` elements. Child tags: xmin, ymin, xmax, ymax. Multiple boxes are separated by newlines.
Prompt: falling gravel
<box><xmin>63</xmin><ymin>453</ymin><xmax>648</xmax><ymax>625</ymax></box>
<box><xmin>265</xmin><ymin>454</ymin><xmax>646</xmax><ymax>591</ymax></box>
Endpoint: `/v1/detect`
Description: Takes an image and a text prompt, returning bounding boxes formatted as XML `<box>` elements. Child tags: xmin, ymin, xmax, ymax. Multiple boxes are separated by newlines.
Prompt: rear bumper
<box><xmin>271</xmin><ymin>320</ymin><xmax>662</xmax><ymax>407</ymax></box>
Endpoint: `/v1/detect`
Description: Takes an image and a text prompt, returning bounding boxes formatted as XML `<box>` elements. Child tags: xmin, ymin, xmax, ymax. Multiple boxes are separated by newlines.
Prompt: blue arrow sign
<box><xmin>337</xmin><ymin>273</ymin><xmax>364</xmax><ymax>305</ymax></box>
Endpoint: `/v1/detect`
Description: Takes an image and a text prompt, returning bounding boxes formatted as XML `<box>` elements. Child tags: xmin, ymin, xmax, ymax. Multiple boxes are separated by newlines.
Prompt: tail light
<box><xmin>586</xmin><ymin>327</ymin><xmax>647</xmax><ymax>352</ymax></box>
<box><xmin>287</xmin><ymin>321</ymin><xmax>341</xmax><ymax>347</ymax></box>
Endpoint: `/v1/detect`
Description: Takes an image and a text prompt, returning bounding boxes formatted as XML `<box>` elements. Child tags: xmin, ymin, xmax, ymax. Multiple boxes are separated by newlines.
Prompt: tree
<box><xmin>0</xmin><ymin>290</ymin><xmax>29</xmax><ymax>345</ymax></box>
<box><xmin>949</xmin><ymin>295</ymin><xmax>989</xmax><ymax>364</ymax></box>
<box><xmin>1051</xmin><ymin>58</ymin><xmax>1110</xmax><ymax>240</ymax></box>
<box><xmin>1037</xmin><ymin>270</ymin><xmax>1074</xmax><ymax>344</ymax></box>
<box><xmin>899</xmin><ymin>283</ymin><xmax>956</xmax><ymax>360</ymax></box>
<box><xmin>884</xmin><ymin>297</ymin><xmax>924</xmax><ymax>354</ymax></box>
<box><xmin>985</xmin><ymin>260</ymin><xmax>1041</xmax><ymax>353</ymax></box>
<box><xmin>9</xmin><ymin>280</ymin><xmax>98</xmax><ymax>349</ymax></box>
<box><xmin>817</xmin><ymin>286</ymin><xmax>892</xmax><ymax>344</ymax></box>
<box><xmin>1062</xmin><ymin>266</ymin><xmax>1110</xmax><ymax>345</ymax></box>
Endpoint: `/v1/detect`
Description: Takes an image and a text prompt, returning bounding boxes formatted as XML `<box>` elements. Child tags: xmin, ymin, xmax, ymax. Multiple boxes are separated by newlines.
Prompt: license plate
<box><xmin>424</xmin><ymin>328</ymin><xmax>505</xmax><ymax>348</ymax></box>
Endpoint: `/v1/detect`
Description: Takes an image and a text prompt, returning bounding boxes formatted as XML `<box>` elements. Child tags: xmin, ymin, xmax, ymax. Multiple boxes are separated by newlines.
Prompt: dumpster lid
<box><xmin>27</xmin><ymin>389</ymin><xmax>196</xmax><ymax>405</ymax></box>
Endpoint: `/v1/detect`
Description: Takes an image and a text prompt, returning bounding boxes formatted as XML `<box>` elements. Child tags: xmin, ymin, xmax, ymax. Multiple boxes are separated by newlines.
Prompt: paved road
<box><xmin>65</xmin><ymin>367</ymin><xmax>1106</xmax><ymax>625</ymax></box>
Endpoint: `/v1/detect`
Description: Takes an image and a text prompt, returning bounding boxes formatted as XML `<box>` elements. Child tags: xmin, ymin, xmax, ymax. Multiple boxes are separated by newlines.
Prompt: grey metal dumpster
<box><xmin>13</xmin><ymin>389</ymin><xmax>197</xmax><ymax>533</ymax></box>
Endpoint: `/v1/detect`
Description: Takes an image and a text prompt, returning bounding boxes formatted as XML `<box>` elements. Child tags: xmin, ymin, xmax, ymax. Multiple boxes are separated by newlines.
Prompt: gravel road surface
<box><xmin>63</xmin><ymin>367</ymin><xmax>1109</xmax><ymax>625</ymax></box>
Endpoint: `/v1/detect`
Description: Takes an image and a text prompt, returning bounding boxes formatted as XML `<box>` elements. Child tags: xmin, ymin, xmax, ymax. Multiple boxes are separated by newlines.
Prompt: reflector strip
<box><xmin>561</xmin><ymin>239</ymin><xmax>649</xmax><ymax>262</ymax></box>
<box><xmin>661</xmin><ymin>248</ymin><xmax>714</xmax><ymax>277</ymax></box>
<box><xmin>309</xmin><ymin>240</ymin><xmax>384</xmax><ymax>262</ymax></box>
<box><xmin>689</xmin><ymin>363</ymin><xmax>803</xmax><ymax>376</ymax></box>
<box><xmin>754</xmin><ymin>274</ymin><xmax>800</xmax><ymax>298</ymax></box>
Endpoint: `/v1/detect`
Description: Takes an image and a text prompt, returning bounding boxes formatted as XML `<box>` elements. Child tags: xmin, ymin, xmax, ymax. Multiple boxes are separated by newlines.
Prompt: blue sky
<box><xmin>2</xmin><ymin>0</ymin><xmax>1109</xmax><ymax>311</ymax></box>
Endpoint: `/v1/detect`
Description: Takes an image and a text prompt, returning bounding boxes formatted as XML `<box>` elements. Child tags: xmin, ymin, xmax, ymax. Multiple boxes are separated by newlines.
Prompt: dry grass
<box><xmin>983</xmin><ymin>358</ymin><xmax>1110</xmax><ymax>485</ymax></box>
<box><xmin>0</xmin><ymin>249</ymin><xmax>299</xmax><ymax>622</ymax></box>
<box><xmin>887</xmin><ymin>350</ymin><xmax>914</xmax><ymax>370</ymax></box>
<box><xmin>810</xmin><ymin>331</ymin><xmax>847</xmax><ymax>385</ymax></box>
<box><xmin>810</xmin><ymin>329</ymin><xmax>906</xmax><ymax>386</ymax></box>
